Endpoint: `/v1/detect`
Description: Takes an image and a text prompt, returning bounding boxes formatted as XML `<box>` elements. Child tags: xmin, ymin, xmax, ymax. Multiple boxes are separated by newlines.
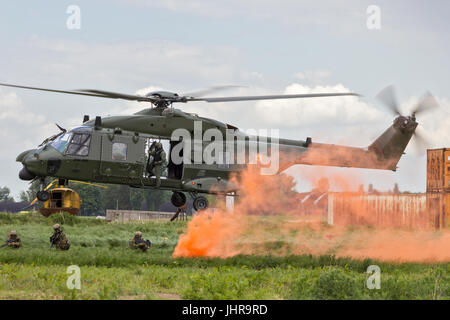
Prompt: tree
<box><xmin>393</xmin><ymin>183</ymin><xmax>400</xmax><ymax>194</ymax></box>
<box><xmin>358</xmin><ymin>184</ymin><xmax>364</xmax><ymax>193</ymax></box>
<box><xmin>69</xmin><ymin>183</ymin><xmax>102</xmax><ymax>216</ymax></box>
<box><xmin>19</xmin><ymin>177</ymin><xmax>53</xmax><ymax>204</ymax></box>
<box><xmin>316</xmin><ymin>177</ymin><xmax>330</xmax><ymax>193</ymax></box>
<box><xmin>0</xmin><ymin>186</ymin><xmax>14</xmax><ymax>203</ymax></box>
<box><xmin>146</xmin><ymin>189</ymin><xmax>171</xmax><ymax>211</ymax></box>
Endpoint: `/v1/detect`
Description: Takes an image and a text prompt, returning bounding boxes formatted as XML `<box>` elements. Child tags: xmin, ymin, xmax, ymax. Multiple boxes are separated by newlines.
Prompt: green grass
<box><xmin>0</xmin><ymin>212</ymin><xmax>448</xmax><ymax>300</ymax></box>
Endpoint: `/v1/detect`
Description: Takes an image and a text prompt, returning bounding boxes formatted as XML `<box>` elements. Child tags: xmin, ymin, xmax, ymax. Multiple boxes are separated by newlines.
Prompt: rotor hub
<box><xmin>393</xmin><ymin>115</ymin><xmax>418</xmax><ymax>133</ymax></box>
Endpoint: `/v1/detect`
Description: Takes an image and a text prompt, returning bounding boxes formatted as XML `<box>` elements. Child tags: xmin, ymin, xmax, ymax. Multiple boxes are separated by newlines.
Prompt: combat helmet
<box><xmin>53</xmin><ymin>224</ymin><xmax>61</xmax><ymax>230</ymax></box>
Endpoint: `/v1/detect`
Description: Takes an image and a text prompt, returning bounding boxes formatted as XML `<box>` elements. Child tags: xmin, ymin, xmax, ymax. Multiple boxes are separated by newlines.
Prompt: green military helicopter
<box><xmin>1</xmin><ymin>82</ymin><xmax>438</xmax><ymax>211</ymax></box>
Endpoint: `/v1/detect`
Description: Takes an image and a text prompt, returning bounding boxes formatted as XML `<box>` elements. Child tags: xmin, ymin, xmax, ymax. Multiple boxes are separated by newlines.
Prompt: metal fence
<box><xmin>106</xmin><ymin>209</ymin><xmax>175</xmax><ymax>222</ymax></box>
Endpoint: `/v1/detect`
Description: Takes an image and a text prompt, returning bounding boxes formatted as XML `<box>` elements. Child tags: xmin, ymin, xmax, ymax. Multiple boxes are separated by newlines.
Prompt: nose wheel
<box><xmin>36</xmin><ymin>177</ymin><xmax>50</xmax><ymax>202</ymax></box>
<box><xmin>193</xmin><ymin>196</ymin><xmax>208</xmax><ymax>212</ymax></box>
<box><xmin>36</xmin><ymin>190</ymin><xmax>50</xmax><ymax>202</ymax></box>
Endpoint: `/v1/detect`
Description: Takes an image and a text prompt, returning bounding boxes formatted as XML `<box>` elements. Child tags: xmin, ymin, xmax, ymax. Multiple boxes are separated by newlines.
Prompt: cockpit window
<box><xmin>50</xmin><ymin>133</ymin><xmax>73</xmax><ymax>153</ymax></box>
<box><xmin>66</xmin><ymin>133</ymin><xmax>91</xmax><ymax>156</ymax></box>
<box><xmin>49</xmin><ymin>126</ymin><xmax>93</xmax><ymax>155</ymax></box>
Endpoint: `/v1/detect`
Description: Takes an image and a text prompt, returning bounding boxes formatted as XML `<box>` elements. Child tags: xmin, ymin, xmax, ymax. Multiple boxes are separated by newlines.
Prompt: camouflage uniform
<box><xmin>128</xmin><ymin>231</ymin><xmax>151</xmax><ymax>252</ymax></box>
<box><xmin>147</xmin><ymin>142</ymin><xmax>166</xmax><ymax>187</ymax></box>
<box><xmin>5</xmin><ymin>230</ymin><xmax>21</xmax><ymax>248</ymax></box>
<box><xmin>50</xmin><ymin>224</ymin><xmax>70</xmax><ymax>250</ymax></box>
<box><xmin>146</xmin><ymin>141</ymin><xmax>157</xmax><ymax>177</ymax></box>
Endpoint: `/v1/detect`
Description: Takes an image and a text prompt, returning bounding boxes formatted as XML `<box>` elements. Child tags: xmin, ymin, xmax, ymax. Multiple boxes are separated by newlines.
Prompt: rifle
<box><xmin>49</xmin><ymin>233</ymin><xmax>59</xmax><ymax>249</ymax></box>
<box><xmin>134</xmin><ymin>239</ymin><xmax>151</xmax><ymax>251</ymax></box>
<box><xmin>1</xmin><ymin>240</ymin><xmax>14</xmax><ymax>248</ymax></box>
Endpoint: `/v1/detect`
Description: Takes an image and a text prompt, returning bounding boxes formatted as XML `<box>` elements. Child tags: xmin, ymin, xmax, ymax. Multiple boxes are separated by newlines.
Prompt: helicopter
<box><xmin>1</xmin><ymin>82</ymin><xmax>438</xmax><ymax>212</ymax></box>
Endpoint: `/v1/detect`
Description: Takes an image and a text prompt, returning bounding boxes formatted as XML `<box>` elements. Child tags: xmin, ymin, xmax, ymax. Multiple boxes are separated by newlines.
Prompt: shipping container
<box><xmin>427</xmin><ymin>148</ymin><xmax>450</xmax><ymax>192</ymax></box>
<box><xmin>426</xmin><ymin>192</ymin><xmax>450</xmax><ymax>229</ymax></box>
<box><xmin>328</xmin><ymin>193</ymin><xmax>435</xmax><ymax>229</ymax></box>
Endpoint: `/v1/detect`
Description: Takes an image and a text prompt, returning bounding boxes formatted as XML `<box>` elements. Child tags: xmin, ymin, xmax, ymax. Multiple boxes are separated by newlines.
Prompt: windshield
<box><xmin>49</xmin><ymin>126</ymin><xmax>93</xmax><ymax>155</ymax></box>
<box><xmin>50</xmin><ymin>133</ymin><xmax>73</xmax><ymax>153</ymax></box>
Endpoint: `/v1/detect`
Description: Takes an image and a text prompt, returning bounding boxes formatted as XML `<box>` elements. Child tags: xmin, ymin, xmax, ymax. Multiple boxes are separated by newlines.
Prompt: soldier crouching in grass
<box><xmin>128</xmin><ymin>231</ymin><xmax>151</xmax><ymax>252</ymax></box>
<box><xmin>50</xmin><ymin>224</ymin><xmax>70</xmax><ymax>250</ymax></box>
<box><xmin>1</xmin><ymin>230</ymin><xmax>21</xmax><ymax>248</ymax></box>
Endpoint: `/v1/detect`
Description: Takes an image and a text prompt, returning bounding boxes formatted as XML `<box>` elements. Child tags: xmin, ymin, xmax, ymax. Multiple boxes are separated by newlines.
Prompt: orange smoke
<box><xmin>172</xmin><ymin>210</ymin><xmax>243</xmax><ymax>258</ymax></box>
<box><xmin>173</xmin><ymin>164</ymin><xmax>450</xmax><ymax>263</ymax></box>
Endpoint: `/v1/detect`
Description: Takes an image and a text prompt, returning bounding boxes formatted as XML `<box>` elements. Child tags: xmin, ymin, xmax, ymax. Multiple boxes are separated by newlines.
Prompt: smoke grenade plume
<box><xmin>173</xmin><ymin>160</ymin><xmax>450</xmax><ymax>263</ymax></box>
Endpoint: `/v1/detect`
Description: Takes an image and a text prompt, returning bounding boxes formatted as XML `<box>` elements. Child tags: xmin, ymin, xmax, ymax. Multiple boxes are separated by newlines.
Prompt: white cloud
<box><xmin>293</xmin><ymin>70</ymin><xmax>331</xmax><ymax>84</ymax></box>
<box><xmin>255</xmin><ymin>83</ymin><xmax>386</xmax><ymax>129</ymax></box>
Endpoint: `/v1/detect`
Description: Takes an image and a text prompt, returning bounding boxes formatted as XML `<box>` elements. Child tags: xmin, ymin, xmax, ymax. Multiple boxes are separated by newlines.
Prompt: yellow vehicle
<box><xmin>29</xmin><ymin>179</ymin><xmax>106</xmax><ymax>217</ymax></box>
<box><xmin>39</xmin><ymin>187</ymin><xmax>81</xmax><ymax>217</ymax></box>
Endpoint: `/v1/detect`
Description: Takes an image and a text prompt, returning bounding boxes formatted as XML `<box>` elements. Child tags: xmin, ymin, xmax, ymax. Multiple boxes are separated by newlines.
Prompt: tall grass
<box><xmin>0</xmin><ymin>212</ymin><xmax>448</xmax><ymax>299</ymax></box>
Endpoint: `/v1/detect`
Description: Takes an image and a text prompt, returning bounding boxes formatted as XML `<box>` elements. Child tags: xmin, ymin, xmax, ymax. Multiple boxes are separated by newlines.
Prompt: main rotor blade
<box><xmin>376</xmin><ymin>85</ymin><xmax>401</xmax><ymax>116</ymax></box>
<box><xmin>77</xmin><ymin>89</ymin><xmax>156</xmax><ymax>102</ymax></box>
<box><xmin>0</xmin><ymin>82</ymin><xmax>157</xmax><ymax>103</ymax></box>
<box><xmin>182</xmin><ymin>85</ymin><xmax>245</xmax><ymax>98</ymax></box>
<box><xmin>188</xmin><ymin>92</ymin><xmax>360</xmax><ymax>103</ymax></box>
<box><xmin>0</xmin><ymin>82</ymin><xmax>120</xmax><ymax>99</ymax></box>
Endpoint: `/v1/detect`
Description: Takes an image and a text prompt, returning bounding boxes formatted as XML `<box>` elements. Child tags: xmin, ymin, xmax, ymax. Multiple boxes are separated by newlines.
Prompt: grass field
<box><xmin>0</xmin><ymin>212</ymin><xmax>448</xmax><ymax>300</ymax></box>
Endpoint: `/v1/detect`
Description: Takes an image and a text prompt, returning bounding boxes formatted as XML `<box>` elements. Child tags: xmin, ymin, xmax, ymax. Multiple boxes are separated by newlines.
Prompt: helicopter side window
<box><xmin>112</xmin><ymin>142</ymin><xmax>127</xmax><ymax>161</ymax></box>
<box><xmin>66</xmin><ymin>133</ymin><xmax>91</xmax><ymax>156</ymax></box>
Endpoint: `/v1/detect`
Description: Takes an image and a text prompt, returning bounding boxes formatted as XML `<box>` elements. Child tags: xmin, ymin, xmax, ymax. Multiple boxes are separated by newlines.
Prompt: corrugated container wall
<box><xmin>427</xmin><ymin>148</ymin><xmax>450</xmax><ymax>192</ymax></box>
<box><xmin>328</xmin><ymin>193</ymin><xmax>431</xmax><ymax>229</ymax></box>
<box><xmin>426</xmin><ymin>192</ymin><xmax>450</xmax><ymax>229</ymax></box>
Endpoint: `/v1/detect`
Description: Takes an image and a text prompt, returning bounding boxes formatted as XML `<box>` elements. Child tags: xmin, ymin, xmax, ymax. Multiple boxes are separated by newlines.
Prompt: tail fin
<box><xmin>368</xmin><ymin>116</ymin><xmax>417</xmax><ymax>170</ymax></box>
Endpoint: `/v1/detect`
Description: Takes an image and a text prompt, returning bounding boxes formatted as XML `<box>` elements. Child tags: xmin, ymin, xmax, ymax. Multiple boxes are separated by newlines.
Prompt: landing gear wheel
<box><xmin>36</xmin><ymin>190</ymin><xmax>50</xmax><ymax>202</ymax></box>
<box><xmin>171</xmin><ymin>192</ymin><xmax>186</xmax><ymax>208</ymax></box>
<box><xmin>193</xmin><ymin>196</ymin><xmax>208</xmax><ymax>211</ymax></box>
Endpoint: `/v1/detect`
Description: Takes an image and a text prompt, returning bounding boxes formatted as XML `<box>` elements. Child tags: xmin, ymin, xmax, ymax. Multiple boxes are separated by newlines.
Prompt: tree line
<box><xmin>1</xmin><ymin>181</ymin><xmax>172</xmax><ymax>216</ymax></box>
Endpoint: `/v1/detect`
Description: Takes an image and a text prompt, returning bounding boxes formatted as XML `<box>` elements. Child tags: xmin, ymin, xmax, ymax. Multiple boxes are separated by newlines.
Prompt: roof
<box><xmin>0</xmin><ymin>202</ymin><xmax>29</xmax><ymax>213</ymax></box>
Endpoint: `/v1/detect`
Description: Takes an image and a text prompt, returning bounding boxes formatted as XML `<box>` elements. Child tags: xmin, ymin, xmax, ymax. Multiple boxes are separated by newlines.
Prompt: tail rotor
<box><xmin>376</xmin><ymin>85</ymin><xmax>439</xmax><ymax>154</ymax></box>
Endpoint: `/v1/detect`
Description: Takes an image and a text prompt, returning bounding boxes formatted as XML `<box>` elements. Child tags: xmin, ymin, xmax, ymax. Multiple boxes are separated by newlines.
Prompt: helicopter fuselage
<box><xmin>17</xmin><ymin>107</ymin><xmax>417</xmax><ymax>204</ymax></box>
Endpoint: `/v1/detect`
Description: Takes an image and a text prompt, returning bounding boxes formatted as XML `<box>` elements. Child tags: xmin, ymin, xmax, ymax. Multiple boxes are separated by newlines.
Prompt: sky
<box><xmin>0</xmin><ymin>0</ymin><xmax>449</xmax><ymax>199</ymax></box>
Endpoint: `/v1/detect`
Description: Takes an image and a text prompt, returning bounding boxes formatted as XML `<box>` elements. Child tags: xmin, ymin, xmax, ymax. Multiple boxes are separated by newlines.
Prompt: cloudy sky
<box><xmin>1</xmin><ymin>0</ymin><xmax>449</xmax><ymax>199</ymax></box>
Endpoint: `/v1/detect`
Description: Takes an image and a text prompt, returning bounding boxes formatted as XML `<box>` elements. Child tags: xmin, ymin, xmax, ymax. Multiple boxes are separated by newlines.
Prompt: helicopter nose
<box><xmin>16</xmin><ymin>149</ymin><xmax>36</xmax><ymax>164</ymax></box>
<box><xmin>16</xmin><ymin>149</ymin><xmax>38</xmax><ymax>181</ymax></box>
<box><xmin>19</xmin><ymin>166</ymin><xmax>36</xmax><ymax>181</ymax></box>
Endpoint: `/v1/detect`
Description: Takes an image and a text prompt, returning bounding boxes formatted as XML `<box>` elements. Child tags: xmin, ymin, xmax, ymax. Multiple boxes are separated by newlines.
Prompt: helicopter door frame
<box><xmin>168</xmin><ymin>140</ymin><xmax>184</xmax><ymax>180</ymax></box>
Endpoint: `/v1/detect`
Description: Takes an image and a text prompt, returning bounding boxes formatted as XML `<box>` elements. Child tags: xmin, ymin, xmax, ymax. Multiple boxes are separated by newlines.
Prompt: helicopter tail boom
<box><xmin>279</xmin><ymin>116</ymin><xmax>416</xmax><ymax>172</ymax></box>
